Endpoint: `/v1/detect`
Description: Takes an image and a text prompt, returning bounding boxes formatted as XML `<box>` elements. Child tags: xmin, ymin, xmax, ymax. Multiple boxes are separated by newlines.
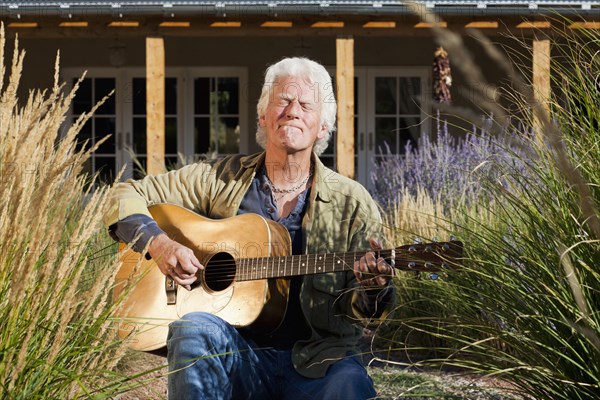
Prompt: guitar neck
<box><xmin>235</xmin><ymin>241</ymin><xmax>463</xmax><ymax>281</ymax></box>
<box><xmin>237</xmin><ymin>251</ymin><xmax>367</xmax><ymax>281</ymax></box>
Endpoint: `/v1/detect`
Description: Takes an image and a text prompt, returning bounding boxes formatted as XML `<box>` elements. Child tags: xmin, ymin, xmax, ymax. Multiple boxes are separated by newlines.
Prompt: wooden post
<box><xmin>532</xmin><ymin>39</ymin><xmax>551</xmax><ymax>136</ymax></box>
<box><xmin>336</xmin><ymin>36</ymin><xmax>355</xmax><ymax>179</ymax></box>
<box><xmin>146</xmin><ymin>36</ymin><xmax>165</xmax><ymax>175</ymax></box>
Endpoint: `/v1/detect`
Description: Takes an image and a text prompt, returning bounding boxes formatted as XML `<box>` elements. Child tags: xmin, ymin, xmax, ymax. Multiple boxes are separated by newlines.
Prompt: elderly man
<box><xmin>104</xmin><ymin>57</ymin><xmax>395</xmax><ymax>399</ymax></box>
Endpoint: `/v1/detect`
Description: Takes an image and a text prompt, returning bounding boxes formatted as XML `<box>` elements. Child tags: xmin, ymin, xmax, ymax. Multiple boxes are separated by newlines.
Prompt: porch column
<box><xmin>336</xmin><ymin>36</ymin><xmax>355</xmax><ymax>179</ymax></box>
<box><xmin>146</xmin><ymin>36</ymin><xmax>165</xmax><ymax>175</ymax></box>
<box><xmin>532</xmin><ymin>39</ymin><xmax>551</xmax><ymax>135</ymax></box>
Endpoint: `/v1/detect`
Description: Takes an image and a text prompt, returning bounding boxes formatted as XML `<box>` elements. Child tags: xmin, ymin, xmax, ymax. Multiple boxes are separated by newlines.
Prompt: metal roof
<box><xmin>0</xmin><ymin>0</ymin><xmax>595</xmax><ymax>4</ymax></box>
<box><xmin>0</xmin><ymin>0</ymin><xmax>597</xmax><ymax>17</ymax></box>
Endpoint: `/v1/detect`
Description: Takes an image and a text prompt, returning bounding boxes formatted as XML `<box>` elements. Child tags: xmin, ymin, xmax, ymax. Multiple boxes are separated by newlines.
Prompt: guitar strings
<box><xmin>197</xmin><ymin>251</ymin><xmax>455</xmax><ymax>284</ymax></box>
<box><xmin>195</xmin><ymin>252</ymin><xmax>367</xmax><ymax>284</ymax></box>
<box><xmin>186</xmin><ymin>249</ymin><xmax>414</xmax><ymax>284</ymax></box>
<box><xmin>201</xmin><ymin>253</ymin><xmax>362</xmax><ymax>282</ymax></box>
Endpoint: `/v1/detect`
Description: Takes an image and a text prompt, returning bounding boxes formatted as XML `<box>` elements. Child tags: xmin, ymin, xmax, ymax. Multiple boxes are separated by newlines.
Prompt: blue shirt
<box><xmin>237</xmin><ymin>166</ymin><xmax>309</xmax><ymax>255</ymax></box>
<box><xmin>237</xmin><ymin>167</ymin><xmax>312</xmax><ymax>348</ymax></box>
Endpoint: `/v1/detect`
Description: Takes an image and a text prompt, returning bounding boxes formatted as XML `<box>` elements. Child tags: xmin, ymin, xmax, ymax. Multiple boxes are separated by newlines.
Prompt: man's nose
<box><xmin>285</xmin><ymin>99</ymin><xmax>301</xmax><ymax>118</ymax></box>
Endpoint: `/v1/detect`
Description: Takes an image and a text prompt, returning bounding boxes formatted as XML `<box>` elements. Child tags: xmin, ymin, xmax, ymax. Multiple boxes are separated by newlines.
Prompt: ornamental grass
<box><xmin>373</xmin><ymin>14</ymin><xmax>600</xmax><ymax>399</ymax></box>
<box><xmin>0</xmin><ymin>26</ymin><xmax>132</xmax><ymax>398</ymax></box>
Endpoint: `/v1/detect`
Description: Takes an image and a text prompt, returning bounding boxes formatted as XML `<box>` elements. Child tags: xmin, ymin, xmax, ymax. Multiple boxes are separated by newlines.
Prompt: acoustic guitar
<box><xmin>114</xmin><ymin>203</ymin><xmax>463</xmax><ymax>351</ymax></box>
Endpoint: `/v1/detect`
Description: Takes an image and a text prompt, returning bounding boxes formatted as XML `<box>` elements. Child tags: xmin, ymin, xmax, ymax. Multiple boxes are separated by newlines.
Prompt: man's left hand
<box><xmin>354</xmin><ymin>238</ymin><xmax>394</xmax><ymax>287</ymax></box>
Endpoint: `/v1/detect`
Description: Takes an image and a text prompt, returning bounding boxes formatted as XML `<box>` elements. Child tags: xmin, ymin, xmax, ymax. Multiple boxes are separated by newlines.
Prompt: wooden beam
<box><xmin>146</xmin><ymin>36</ymin><xmax>165</xmax><ymax>175</ymax></box>
<box><xmin>517</xmin><ymin>21</ymin><xmax>551</xmax><ymax>29</ymax></box>
<box><xmin>532</xmin><ymin>39</ymin><xmax>551</xmax><ymax>136</ymax></box>
<box><xmin>335</xmin><ymin>36</ymin><xmax>355</xmax><ymax>179</ymax></box>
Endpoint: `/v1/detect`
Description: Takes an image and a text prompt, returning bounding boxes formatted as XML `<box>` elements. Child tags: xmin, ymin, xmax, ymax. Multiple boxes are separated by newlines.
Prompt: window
<box><xmin>64</xmin><ymin>67</ymin><xmax>247</xmax><ymax>181</ymax></box>
<box><xmin>373</xmin><ymin>75</ymin><xmax>423</xmax><ymax>157</ymax></box>
<box><xmin>193</xmin><ymin>76</ymin><xmax>241</xmax><ymax>158</ymax></box>
<box><xmin>130</xmin><ymin>77</ymin><xmax>179</xmax><ymax>179</ymax></box>
<box><xmin>72</xmin><ymin>76</ymin><xmax>117</xmax><ymax>184</ymax></box>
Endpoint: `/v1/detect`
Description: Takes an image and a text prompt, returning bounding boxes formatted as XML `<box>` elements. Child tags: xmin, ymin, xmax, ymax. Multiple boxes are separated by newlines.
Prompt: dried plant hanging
<box><xmin>433</xmin><ymin>46</ymin><xmax>452</xmax><ymax>104</ymax></box>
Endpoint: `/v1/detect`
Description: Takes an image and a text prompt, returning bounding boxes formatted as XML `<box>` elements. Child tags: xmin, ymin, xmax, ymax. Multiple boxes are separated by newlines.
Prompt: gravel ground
<box><xmin>114</xmin><ymin>351</ymin><xmax>522</xmax><ymax>400</ymax></box>
<box><xmin>114</xmin><ymin>351</ymin><xmax>169</xmax><ymax>399</ymax></box>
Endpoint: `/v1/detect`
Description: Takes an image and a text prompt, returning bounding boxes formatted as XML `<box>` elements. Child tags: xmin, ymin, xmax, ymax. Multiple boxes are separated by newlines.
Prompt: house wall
<box><xmin>14</xmin><ymin>33</ymin><xmax>525</xmax><ymax>151</ymax></box>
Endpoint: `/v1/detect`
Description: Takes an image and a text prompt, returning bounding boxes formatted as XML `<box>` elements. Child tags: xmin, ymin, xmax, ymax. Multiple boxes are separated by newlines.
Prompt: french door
<box><xmin>65</xmin><ymin>67</ymin><xmax>247</xmax><ymax>183</ymax></box>
<box><xmin>69</xmin><ymin>72</ymin><xmax>122</xmax><ymax>184</ymax></box>
<box><xmin>333</xmin><ymin>68</ymin><xmax>429</xmax><ymax>187</ymax></box>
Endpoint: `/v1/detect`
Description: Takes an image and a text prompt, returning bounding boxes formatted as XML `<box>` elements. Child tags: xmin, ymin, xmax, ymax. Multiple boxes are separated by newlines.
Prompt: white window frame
<box><xmin>62</xmin><ymin>66</ymin><xmax>248</xmax><ymax>180</ymax></box>
<box><xmin>324</xmin><ymin>66</ymin><xmax>431</xmax><ymax>186</ymax></box>
<box><xmin>184</xmin><ymin>67</ymin><xmax>249</xmax><ymax>160</ymax></box>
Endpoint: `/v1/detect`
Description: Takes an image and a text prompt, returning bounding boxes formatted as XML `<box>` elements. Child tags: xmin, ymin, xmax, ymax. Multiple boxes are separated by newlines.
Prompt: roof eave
<box><xmin>0</xmin><ymin>4</ymin><xmax>597</xmax><ymax>18</ymax></box>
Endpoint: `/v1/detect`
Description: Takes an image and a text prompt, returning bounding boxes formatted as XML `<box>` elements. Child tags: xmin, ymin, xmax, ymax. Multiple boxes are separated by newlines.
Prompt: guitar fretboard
<box><xmin>237</xmin><ymin>250</ymin><xmax>396</xmax><ymax>281</ymax></box>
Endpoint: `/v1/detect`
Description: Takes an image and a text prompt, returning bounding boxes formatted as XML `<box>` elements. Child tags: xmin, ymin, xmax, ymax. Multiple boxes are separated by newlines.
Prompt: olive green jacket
<box><xmin>104</xmin><ymin>152</ymin><xmax>395</xmax><ymax>378</ymax></box>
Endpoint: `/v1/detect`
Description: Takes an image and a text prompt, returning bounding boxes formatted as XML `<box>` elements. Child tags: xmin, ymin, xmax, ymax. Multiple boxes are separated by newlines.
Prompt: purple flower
<box><xmin>370</xmin><ymin>116</ymin><xmax>533</xmax><ymax>213</ymax></box>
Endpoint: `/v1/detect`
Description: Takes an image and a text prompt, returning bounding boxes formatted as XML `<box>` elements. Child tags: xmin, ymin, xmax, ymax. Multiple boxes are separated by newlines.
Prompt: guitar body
<box><xmin>113</xmin><ymin>204</ymin><xmax>292</xmax><ymax>351</ymax></box>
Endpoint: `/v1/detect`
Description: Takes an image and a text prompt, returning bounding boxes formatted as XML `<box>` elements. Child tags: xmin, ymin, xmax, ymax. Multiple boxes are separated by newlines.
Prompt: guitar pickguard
<box><xmin>176</xmin><ymin>284</ymin><xmax>234</xmax><ymax>317</ymax></box>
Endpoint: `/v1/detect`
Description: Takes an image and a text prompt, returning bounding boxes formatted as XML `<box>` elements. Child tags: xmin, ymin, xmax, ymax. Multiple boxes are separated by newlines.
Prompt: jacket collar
<box><xmin>311</xmin><ymin>153</ymin><xmax>332</xmax><ymax>203</ymax></box>
<box><xmin>240</xmin><ymin>151</ymin><xmax>265</xmax><ymax>169</ymax></box>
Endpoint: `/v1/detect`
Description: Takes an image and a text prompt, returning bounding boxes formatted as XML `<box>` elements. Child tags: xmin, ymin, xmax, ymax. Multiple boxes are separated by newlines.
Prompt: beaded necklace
<box><xmin>264</xmin><ymin>165</ymin><xmax>313</xmax><ymax>195</ymax></box>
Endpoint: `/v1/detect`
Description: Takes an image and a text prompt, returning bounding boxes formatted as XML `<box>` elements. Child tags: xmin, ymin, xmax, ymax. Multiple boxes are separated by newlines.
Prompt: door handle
<box><xmin>359</xmin><ymin>132</ymin><xmax>364</xmax><ymax>151</ymax></box>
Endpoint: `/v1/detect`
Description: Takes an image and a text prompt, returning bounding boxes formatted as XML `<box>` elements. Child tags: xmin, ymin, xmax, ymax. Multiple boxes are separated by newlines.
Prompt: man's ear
<box><xmin>259</xmin><ymin>114</ymin><xmax>266</xmax><ymax>127</ymax></box>
<box><xmin>317</xmin><ymin>125</ymin><xmax>327</xmax><ymax>140</ymax></box>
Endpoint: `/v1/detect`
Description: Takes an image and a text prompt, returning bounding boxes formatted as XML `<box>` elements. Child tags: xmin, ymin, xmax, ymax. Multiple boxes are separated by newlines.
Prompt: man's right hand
<box><xmin>148</xmin><ymin>234</ymin><xmax>203</xmax><ymax>291</ymax></box>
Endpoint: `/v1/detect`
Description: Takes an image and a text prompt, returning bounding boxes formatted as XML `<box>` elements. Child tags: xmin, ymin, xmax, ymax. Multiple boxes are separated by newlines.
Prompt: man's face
<box><xmin>259</xmin><ymin>76</ymin><xmax>327</xmax><ymax>155</ymax></box>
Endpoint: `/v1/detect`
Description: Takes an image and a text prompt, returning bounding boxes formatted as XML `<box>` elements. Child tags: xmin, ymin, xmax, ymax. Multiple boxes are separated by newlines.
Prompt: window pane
<box><xmin>133</xmin><ymin>78</ymin><xmax>146</xmax><ymax>115</ymax></box>
<box><xmin>94</xmin><ymin>117</ymin><xmax>115</xmax><ymax>154</ymax></box>
<box><xmin>73</xmin><ymin>78</ymin><xmax>92</xmax><ymax>115</ymax></box>
<box><xmin>375</xmin><ymin>117</ymin><xmax>397</xmax><ymax>153</ymax></box>
<box><xmin>216</xmin><ymin>117</ymin><xmax>239</xmax><ymax>154</ymax></box>
<box><xmin>95</xmin><ymin>78</ymin><xmax>116</xmax><ymax>115</ymax></box>
<box><xmin>166</xmin><ymin>156</ymin><xmax>179</xmax><ymax>171</ymax></box>
<box><xmin>195</xmin><ymin>117</ymin><xmax>210</xmax><ymax>154</ymax></box>
<box><xmin>166</xmin><ymin>77</ymin><xmax>177</xmax><ymax>115</ymax></box>
<box><xmin>217</xmin><ymin>78</ymin><xmax>239</xmax><ymax>114</ymax></box>
<box><xmin>322</xmin><ymin>130</ymin><xmax>334</xmax><ymax>157</ymax></box>
<box><xmin>195</xmin><ymin>78</ymin><xmax>210</xmax><ymax>114</ymax></box>
<box><xmin>75</xmin><ymin>117</ymin><xmax>92</xmax><ymax>152</ymax></box>
<box><xmin>133</xmin><ymin>117</ymin><xmax>147</xmax><ymax>154</ymax></box>
<box><xmin>165</xmin><ymin>117</ymin><xmax>177</xmax><ymax>154</ymax></box>
<box><xmin>194</xmin><ymin>76</ymin><xmax>240</xmax><ymax>156</ymax></box>
<box><xmin>95</xmin><ymin>156</ymin><xmax>116</xmax><ymax>183</ymax></box>
<box><xmin>398</xmin><ymin>117</ymin><xmax>420</xmax><ymax>151</ymax></box>
<box><xmin>398</xmin><ymin>77</ymin><xmax>421</xmax><ymax>115</ymax></box>
<box><xmin>320</xmin><ymin>131</ymin><xmax>335</xmax><ymax>170</ymax></box>
<box><xmin>81</xmin><ymin>158</ymin><xmax>93</xmax><ymax>178</ymax></box>
<box><xmin>133</xmin><ymin>156</ymin><xmax>147</xmax><ymax>180</ymax></box>
<box><xmin>375</xmin><ymin>77</ymin><xmax>396</xmax><ymax>115</ymax></box>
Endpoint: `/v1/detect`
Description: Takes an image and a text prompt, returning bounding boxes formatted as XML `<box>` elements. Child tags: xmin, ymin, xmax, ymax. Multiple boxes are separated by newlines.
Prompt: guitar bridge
<box><xmin>165</xmin><ymin>276</ymin><xmax>177</xmax><ymax>305</ymax></box>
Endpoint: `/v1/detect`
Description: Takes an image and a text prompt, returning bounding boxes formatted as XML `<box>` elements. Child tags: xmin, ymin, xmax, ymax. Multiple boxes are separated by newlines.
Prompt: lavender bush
<box><xmin>370</xmin><ymin>116</ymin><xmax>532</xmax><ymax>215</ymax></box>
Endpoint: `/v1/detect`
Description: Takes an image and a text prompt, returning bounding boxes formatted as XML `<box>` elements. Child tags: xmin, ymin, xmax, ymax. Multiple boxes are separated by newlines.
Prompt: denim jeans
<box><xmin>167</xmin><ymin>312</ymin><xmax>378</xmax><ymax>400</ymax></box>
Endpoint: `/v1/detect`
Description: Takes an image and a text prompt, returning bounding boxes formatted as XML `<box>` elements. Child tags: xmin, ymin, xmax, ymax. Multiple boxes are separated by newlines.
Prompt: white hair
<box><xmin>255</xmin><ymin>57</ymin><xmax>336</xmax><ymax>156</ymax></box>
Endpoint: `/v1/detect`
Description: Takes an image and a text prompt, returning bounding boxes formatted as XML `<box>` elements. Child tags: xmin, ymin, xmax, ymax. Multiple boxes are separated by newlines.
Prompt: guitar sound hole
<box><xmin>203</xmin><ymin>252</ymin><xmax>236</xmax><ymax>292</ymax></box>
